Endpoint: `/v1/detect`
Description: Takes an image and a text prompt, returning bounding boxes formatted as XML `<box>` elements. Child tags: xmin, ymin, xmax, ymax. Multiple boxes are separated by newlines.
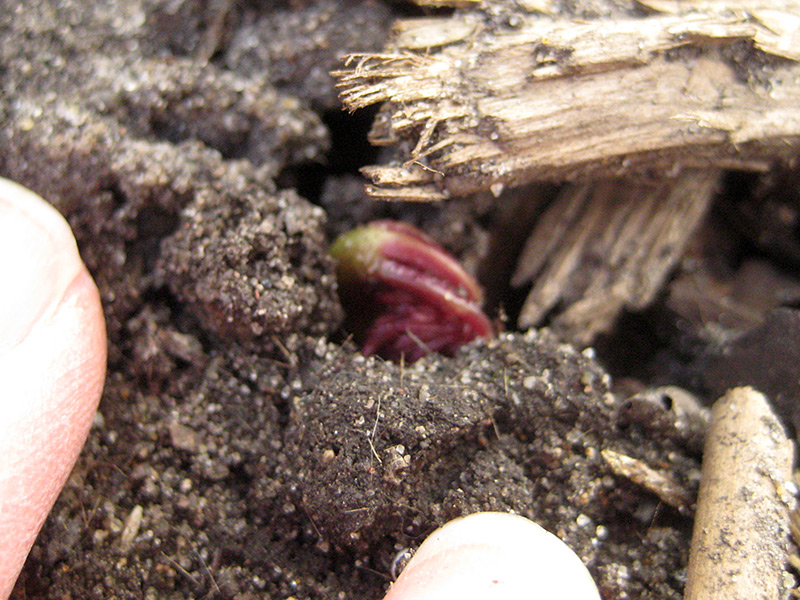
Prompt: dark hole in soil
<box><xmin>278</xmin><ymin>105</ymin><xmax>381</xmax><ymax>203</ymax></box>
<box><xmin>593</xmin><ymin>307</ymin><xmax>665</xmax><ymax>382</ymax></box>
<box><xmin>102</xmin><ymin>179</ymin><xmax>181</xmax><ymax>275</ymax></box>
<box><xmin>130</xmin><ymin>206</ymin><xmax>181</xmax><ymax>273</ymax></box>
<box><xmin>382</xmin><ymin>0</ymin><xmax>445</xmax><ymax>17</ymax></box>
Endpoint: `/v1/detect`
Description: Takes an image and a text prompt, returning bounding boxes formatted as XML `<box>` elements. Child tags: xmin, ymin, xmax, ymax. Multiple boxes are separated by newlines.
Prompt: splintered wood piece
<box><xmin>333</xmin><ymin>4</ymin><xmax>800</xmax><ymax>200</ymax></box>
<box><xmin>637</xmin><ymin>0</ymin><xmax>800</xmax><ymax>61</ymax></box>
<box><xmin>512</xmin><ymin>170</ymin><xmax>719</xmax><ymax>345</ymax></box>
<box><xmin>601</xmin><ymin>448</ymin><xmax>693</xmax><ymax>513</ymax></box>
<box><xmin>684</xmin><ymin>387</ymin><xmax>795</xmax><ymax>600</ymax></box>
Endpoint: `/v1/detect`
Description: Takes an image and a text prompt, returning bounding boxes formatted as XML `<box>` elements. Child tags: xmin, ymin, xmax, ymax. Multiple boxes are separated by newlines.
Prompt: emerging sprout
<box><xmin>331</xmin><ymin>220</ymin><xmax>493</xmax><ymax>363</ymax></box>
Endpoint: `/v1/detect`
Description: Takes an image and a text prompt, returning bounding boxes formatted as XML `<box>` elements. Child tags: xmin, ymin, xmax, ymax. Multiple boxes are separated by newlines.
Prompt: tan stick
<box><xmin>684</xmin><ymin>387</ymin><xmax>795</xmax><ymax>600</ymax></box>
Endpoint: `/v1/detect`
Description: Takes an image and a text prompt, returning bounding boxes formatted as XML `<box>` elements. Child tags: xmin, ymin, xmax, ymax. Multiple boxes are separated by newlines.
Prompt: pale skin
<box><xmin>0</xmin><ymin>177</ymin><xmax>599</xmax><ymax>600</ymax></box>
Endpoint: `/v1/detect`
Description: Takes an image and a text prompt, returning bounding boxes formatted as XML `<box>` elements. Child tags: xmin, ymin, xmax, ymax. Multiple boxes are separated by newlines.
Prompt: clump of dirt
<box><xmin>2</xmin><ymin>1</ymin><xmax>798</xmax><ymax>600</ymax></box>
<box><xmin>283</xmin><ymin>330</ymin><xmax>696</xmax><ymax>599</ymax></box>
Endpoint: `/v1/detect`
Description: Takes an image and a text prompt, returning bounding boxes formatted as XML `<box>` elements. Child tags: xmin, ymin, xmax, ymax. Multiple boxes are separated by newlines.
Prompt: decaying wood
<box><xmin>512</xmin><ymin>169</ymin><xmax>719</xmax><ymax>343</ymax></box>
<box><xmin>684</xmin><ymin>387</ymin><xmax>795</xmax><ymax>600</ymax></box>
<box><xmin>334</xmin><ymin>2</ymin><xmax>800</xmax><ymax>201</ymax></box>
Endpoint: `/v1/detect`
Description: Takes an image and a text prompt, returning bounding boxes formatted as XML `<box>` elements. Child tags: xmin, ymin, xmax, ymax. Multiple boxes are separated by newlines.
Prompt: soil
<box><xmin>2</xmin><ymin>1</ymin><xmax>799</xmax><ymax>599</ymax></box>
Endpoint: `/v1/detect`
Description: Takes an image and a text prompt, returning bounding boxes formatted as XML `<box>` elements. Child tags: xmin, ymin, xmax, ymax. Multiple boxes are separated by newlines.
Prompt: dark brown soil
<box><xmin>2</xmin><ymin>1</ymin><xmax>798</xmax><ymax>599</ymax></box>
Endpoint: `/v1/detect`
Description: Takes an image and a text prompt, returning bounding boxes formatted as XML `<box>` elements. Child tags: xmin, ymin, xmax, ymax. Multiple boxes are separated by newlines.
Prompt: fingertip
<box><xmin>0</xmin><ymin>179</ymin><xmax>107</xmax><ymax>598</ymax></box>
<box><xmin>0</xmin><ymin>177</ymin><xmax>85</xmax><ymax>355</ymax></box>
<box><xmin>384</xmin><ymin>512</ymin><xmax>600</xmax><ymax>600</ymax></box>
<box><xmin>0</xmin><ymin>267</ymin><xmax>107</xmax><ymax>599</ymax></box>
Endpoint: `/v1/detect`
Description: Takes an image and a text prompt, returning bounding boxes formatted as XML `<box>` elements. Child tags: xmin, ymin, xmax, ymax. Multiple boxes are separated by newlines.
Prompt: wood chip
<box><xmin>601</xmin><ymin>448</ymin><xmax>693</xmax><ymax>513</ymax></box>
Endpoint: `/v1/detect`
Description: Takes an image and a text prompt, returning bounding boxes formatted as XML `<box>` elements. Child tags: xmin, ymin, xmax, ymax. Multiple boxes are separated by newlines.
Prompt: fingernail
<box><xmin>384</xmin><ymin>512</ymin><xmax>600</xmax><ymax>600</ymax></box>
<box><xmin>0</xmin><ymin>178</ymin><xmax>85</xmax><ymax>354</ymax></box>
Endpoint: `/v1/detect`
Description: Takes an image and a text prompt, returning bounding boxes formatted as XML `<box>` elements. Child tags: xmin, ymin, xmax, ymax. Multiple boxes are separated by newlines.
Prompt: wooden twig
<box><xmin>334</xmin><ymin>3</ymin><xmax>800</xmax><ymax>200</ymax></box>
<box><xmin>684</xmin><ymin>387</ymin><xmax>795</xmax><ymax>600</ymax></box>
